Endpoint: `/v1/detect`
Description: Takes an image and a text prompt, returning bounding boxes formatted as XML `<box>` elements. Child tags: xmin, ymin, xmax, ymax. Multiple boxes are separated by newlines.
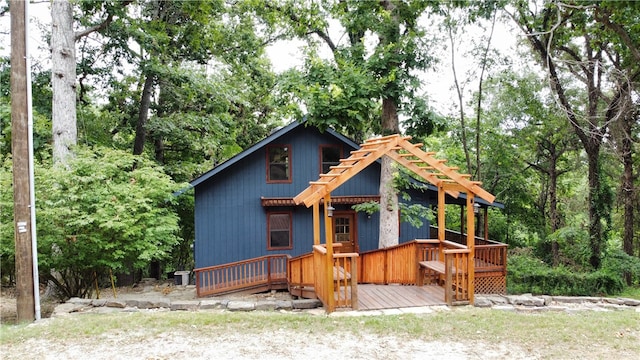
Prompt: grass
<box><xmin>1</xmin><ymin>307</ymin><xmax>639</xmax><ymax>359</ymax></box>
<box><xmin>616</xmin><ymin>286</ymin><xmax>640</xmax><ymax>300</ymax></box>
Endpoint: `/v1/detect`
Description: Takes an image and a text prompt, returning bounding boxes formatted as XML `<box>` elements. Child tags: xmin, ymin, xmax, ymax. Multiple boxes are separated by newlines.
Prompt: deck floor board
<box><xmin>356</xmin><ymin>284</ymin><xmax>445</xmax><ymax>310</ymax></box>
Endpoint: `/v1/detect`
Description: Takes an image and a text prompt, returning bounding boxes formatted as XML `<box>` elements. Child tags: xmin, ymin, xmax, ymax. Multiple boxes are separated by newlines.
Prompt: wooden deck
<box><xmin>356</xmin><ymin>284</ymin><xmax>445</xmax><ymax>310</ymax></box>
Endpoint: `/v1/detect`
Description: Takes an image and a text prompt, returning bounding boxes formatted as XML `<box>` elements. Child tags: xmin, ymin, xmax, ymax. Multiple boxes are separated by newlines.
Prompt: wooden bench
<box><xmin>418</xmin><ymin>260</ymin><xmax>455</xmax><ymax>286</ymax></box>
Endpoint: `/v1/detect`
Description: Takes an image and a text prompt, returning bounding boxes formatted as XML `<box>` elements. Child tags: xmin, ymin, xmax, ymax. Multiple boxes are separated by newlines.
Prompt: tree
<box><xmin>50</xmin><ymin>0</ymin><xmax>124</xmax><ymax>165</ymax></box>
<box><xmin>484</xmin><ymin>70</ymin><xmax>579</xmax><ymax>264</ymax></box>
<box><xmin>262</xmin><ymin>0</ymin><xmax>449</xmax><ymax>248</ymax></box>
<box><xmin>508</xmin><ymin>0</ymin><xmax>638</xmax><ymax>269</ymax></box>
<box><xmin>34</xmin><ymin>146</ymin><xmax>183</xmax><ymax>298</ymax></box>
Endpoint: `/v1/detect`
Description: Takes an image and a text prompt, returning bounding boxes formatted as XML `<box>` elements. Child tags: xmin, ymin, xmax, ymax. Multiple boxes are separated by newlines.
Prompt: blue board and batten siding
<box><xmin>192</xmin><ymin>122</ymin><xmax>432</xmax><ymax>269</ymax></box>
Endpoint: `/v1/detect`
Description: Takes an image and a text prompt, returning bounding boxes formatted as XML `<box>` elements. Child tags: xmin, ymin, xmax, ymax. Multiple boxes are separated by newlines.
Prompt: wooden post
<box><xmin>484</xmin><ymin>208</ymin><xmax>489</xmax><ymax>241</ymax></box>
<box><xmin>323</xmin><ymin>194</ymin><xmax>334</xmax><ymax>312</ymax></box>
<box><xmin>11</xmin><ymin>0</ymin><xmax>36</xmax><ymax>323</ymax></box>
<box><xmin>437</xmin><ymin>185</ymin><xmax>445</xmax><ymax>261</ymax></box>
<box><xmin>313</xmin><ymin>202</ymin><xmax>319</xmax><ymax>245</ymax></box>
<box><xmin>466</xmin><ymin>193</ymin><xmax>475</xmax><ymax>305</ymax></box>
<box><xmin>350</xmin><ymin>256</ymin><xmax>358</xmax><ymax>310</ymax></box>
<box><xmin>445</xmin><ymin>254</ymin><xmax>452</xmax><ymax>305</ymax></box>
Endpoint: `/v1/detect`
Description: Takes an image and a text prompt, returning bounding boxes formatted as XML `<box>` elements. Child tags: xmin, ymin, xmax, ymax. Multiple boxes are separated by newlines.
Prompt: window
<box><xmin>267</xmin><ymin>145</ymin><xmax>291</xmax><ymax>183</ymax></box>
<box><xmin>320</xmin><ymin>145</ymin><xmax>341</xmax><ymax>174</ymax></box>
<box><xmin>267</xmin><ymin>212</ymin><xmax>292</xmax><ymax>250</ymax></box>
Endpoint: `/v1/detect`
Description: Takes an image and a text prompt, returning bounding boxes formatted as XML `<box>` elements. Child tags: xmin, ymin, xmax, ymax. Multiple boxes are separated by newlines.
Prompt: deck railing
<box><xmin>288</xmin><ymin>252</ymin><xmax>315</xmax><ymax>297</ymax></box>
<box><xmin>443</xmin><ymin>248</ymin><xmax>470</xmax><ymax>304</ymax></box>
<box><xmin>312</xmin><ymin>245</ymin><xmax>358</xmax><ymax>312</ymax></box>
<box><xmin>359</xmin><ymin>239</ymin><xmax>440</xmax><ymax>284</ymax></box>
<box><xmin>194</xmin><ymin>255</ymin><xmax>289</xmax><ymax>297</ymax></box>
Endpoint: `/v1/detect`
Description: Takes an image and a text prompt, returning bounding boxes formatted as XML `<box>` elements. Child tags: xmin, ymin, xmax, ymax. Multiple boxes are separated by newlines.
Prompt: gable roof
<box><xmin>294</xmin><ymin>134</ymin><xmax>496</xmax><ymax>207</ymax></box>
<box><xmin>189</xmin><ymin>119</ymin><xmax>360</xmax><ymax>188</ymax></box>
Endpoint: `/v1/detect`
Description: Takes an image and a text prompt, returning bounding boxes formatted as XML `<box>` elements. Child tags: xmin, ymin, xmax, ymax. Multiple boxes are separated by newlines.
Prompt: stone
<box><xmin>151</xmin><ymin>300</ymin><xmax>171</xmax><ymax>309</ymax></box>
<box><xmin>52</xmin><ymin>303</ymin><xmax>87</xmax><ymax>316</ymax></box>
<box><xmin>125</xmin><ymin>300</ymin><xmax>140</xmax><ymax>308</ymax></box>
<box><xmin>509</xmin><ymin>294</ymin><xmax>544</xmax><ymax>307</ymax></box>
<box><xmin>91</xmin><ymin>299</ymin><xmax>107</xmax><ymax>307</ymax></box>
<box><xmin>474</xmin><ymin>297</ymin><xmax>493</xmax><ymax>308</ymax></box>
<box><xmin>493</xmin><ymin>305</ymin><xmax>516</xmax><ymax>312</ymax></box>
<box><xmin>275</xmin><ymin>300</ymin><xmax>293</xmax><ymax>310</ymax></box>
<box><xmin>227</xmin><ymin>301</ymin><xmax>255</xmax><ymax>311</ymax></box>
<box><xmin>541</xmin><ymin>295</ymin><xmax>553</xmax><ymax>306</ymax></box>
<box><xmin>552</xmin><ymin>296</ymin><xmax>587</xmax><ymax>304</ymax></box>
<box><xmin>603</xmin><ymin>298</ymin><xmax>625</xmax><ymax>305</ymax></box>
<box><xmin>483</xmin><ymin>295</ymin><xmax>508</xmax><ymax>305</ymax></box>
<box><xmin>171</xmin><ymin>300</ymin><xmax>200</xmax><ymax>311</ymax></box>
<box><xmin>292</xmin><ymin>299</ymin><xmax>322</xmax><ymax>309</ymax></box>
<box><xmin>136</xmin><ymin>300</ymin><xmax>154</xmax><ymax>309</ymax></box>
<box><xmin>68</xmin><ymin>297</ymin><xmax>93</xmax><ymax>305</ymax></box>
<box><xmin>105</xmin><ymin>300</ymin><xmax>126</xmax><ymax>308</ymax></box>
<box><xmin>255</xmin><ymin>301</ymin><xmax>277</xmax><ymax>311</ymax></box>
<box><xmin>199</xmin><ymin>299</ymin><xmax>223</xmax><ymax>310</ymax></box>
<box><xmin>623</xmin><ymin>298</ymin><xmax>640</xmax><ymax>307</ymax></box>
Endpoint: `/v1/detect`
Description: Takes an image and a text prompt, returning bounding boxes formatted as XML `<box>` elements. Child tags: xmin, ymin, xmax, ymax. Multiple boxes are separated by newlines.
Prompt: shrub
<box><xmin>507</xmin><ymin>248</ymin><xmax>625</xmax><ymax>296</ymax></box>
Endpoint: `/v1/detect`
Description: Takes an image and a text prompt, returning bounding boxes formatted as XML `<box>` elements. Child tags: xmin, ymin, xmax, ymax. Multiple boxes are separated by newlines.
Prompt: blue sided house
<box><xmin>190</xmin><ymin>120</ymin><xmax>506</xmax><ymax>310</ymax></box>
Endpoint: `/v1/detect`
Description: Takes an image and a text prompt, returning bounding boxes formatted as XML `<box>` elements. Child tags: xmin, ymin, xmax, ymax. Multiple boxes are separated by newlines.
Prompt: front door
<box><xmin>333</xmin><ymin>212</ymin><xmax>357</xmax><ymax>253</ymax></box>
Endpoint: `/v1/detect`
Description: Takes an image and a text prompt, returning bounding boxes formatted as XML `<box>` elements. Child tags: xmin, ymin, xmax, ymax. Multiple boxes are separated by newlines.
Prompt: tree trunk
<box><xmin>378</xmin><ymin>98</ymin><xmax>400</xmax><ymax>248</ymax></box>
<box><xmin>586</xmin><ymin>149</ymin><xmax>604</xmax><ymax>269</ymax></box>
<box><xmin>620</xmin><ymin>111</ymin><xmax>635</xmax><ymax>284</ymax></box>
<box><xmin>548</xmin><ymin>147</ymin><xmax>560</xmax><ymax>266</ymax></box>
<box><xmin>51</xmin><ymin>0</ymin><xmax>77</xmax><ymax>165</ymax></box>
<box><xmin>133</xmin><ymin>74</ymin><xmax>154</xmax><ymax>156</ymax></box>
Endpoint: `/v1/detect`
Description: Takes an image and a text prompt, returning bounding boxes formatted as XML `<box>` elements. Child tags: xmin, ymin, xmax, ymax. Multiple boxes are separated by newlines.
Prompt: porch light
<box><xmin>473</xmin><ymin>202</ymin><xmax>480</xmax><ymax>214</ymax></box>
<box><xmin>327</xmin><ymin>202</ymin><xmax>335</xmax><ymax>217</ymax></box>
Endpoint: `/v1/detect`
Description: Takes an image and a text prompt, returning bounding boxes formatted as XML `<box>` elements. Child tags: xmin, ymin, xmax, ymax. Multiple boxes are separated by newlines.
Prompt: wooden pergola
<box><xmin>293</xmin><ymin>134</ymin><xmax>496</xmax><ymax>310</ymax></box>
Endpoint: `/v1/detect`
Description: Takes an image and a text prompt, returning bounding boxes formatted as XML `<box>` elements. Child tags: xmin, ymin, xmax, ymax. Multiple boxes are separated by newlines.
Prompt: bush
<box><xmin>1</xmin><ymin>146</ymin><xmax>186</xmax><ymax>298</ymax></box>
<box><xmin>507</xmin><ymin>248</ymin><xmax>625</xmax><ymax>296</ymax></box>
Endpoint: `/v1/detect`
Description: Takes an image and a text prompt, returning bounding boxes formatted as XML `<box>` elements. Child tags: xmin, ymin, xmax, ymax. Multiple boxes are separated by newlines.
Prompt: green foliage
<box><xmin>4</xmin><ymin>146</ymin><xmax>185</xmax><ymax>298</ymax></box>
<box><xmin>507</xmin><ymin>248</ymin><xmax>628</xmax><ymax>296</ymax></box>
<box><xmin>0</xmin><ymin>156</ymin><xmax>15</xmax><ymax>284</ymax></box>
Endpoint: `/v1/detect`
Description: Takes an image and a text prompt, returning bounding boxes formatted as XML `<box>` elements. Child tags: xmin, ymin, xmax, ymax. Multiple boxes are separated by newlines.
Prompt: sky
<box><xmin>2</xmin><ymin>2</ymin><xmax>522</xmax><ymax>119</ymax></box>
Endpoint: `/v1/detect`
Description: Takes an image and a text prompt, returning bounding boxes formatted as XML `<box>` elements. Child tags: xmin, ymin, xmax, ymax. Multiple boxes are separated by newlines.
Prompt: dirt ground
<box><xmin>0</xmin><ymin>284</ymin><xmax>537</xmax><ymax>359</ymax></box>
<box><xmin>2</xmin><ymin>285</ymin><xmax>638</xmax><ymax>359</ymax></box>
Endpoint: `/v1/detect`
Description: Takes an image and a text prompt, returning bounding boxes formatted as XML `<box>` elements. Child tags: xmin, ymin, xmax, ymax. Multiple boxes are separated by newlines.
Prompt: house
<box><xmin>191</xmin><ymin>120</ymin><xmax>507</xmax><ymax>311</ymax></box>
<box><xmin>191</xmin><ymin>120</ymin><xmax>433</xmax><ymax>267</ymax></box>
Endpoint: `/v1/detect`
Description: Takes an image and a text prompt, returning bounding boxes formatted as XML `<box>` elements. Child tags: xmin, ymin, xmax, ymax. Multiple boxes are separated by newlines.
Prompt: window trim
<box><xmin>267</xmin><ymin>211</ymin><xmax>293</xmax><ymax>250</ymax></box>
<box><xmin>319</xmin><ymin>144</ymin><xmax>342</xmax><ymax>174</ymax></box>
<box><xmin>266</xmin><ymin>144</ymin><xmax>292</xmax><ymax>183</ymax></box>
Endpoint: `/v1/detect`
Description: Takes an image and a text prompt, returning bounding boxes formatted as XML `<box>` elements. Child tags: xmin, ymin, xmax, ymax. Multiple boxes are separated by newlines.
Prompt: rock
<box><xmin>105</xmin><ymin>300</ymin><xmax>126</xmax><ymax>308</ymax></box>
<box><xmin>275</xmin><ymin>300</ymin><xmax>293</xmax><ymax>310</ymax></box>
<box><xmin>91</xmin><ymin>299</ymin><xmax>107</xmax><ymax>307</ymax></box>
<box><xmin>509</xmin><ymin>294</ymin><xmax>544</xmax><ymax>307</ymax></box>
<box><xmin>68</xmin><ymin>297</ymin><xmax>93</xmax><ymax>305</ymax></box>
<box><xmin>623</xmin><ymin>298</ymin><xmax>640</xmax><ymax>307</ymax></box>
<box><xmin>125</xmin><ymin>300</ymin><xmax>139</xmax><ymax>308</ymax></box>
<box><xmin>199</xmin><ymin>299</ymin><xmax>223</xmax><ymax>310</ymax></box>
<box><xmin>292</xmin><ymin>299</ymin><xmax>322</xmax><ymax>309</ymax></box>
<box><xmin>52</xmin><ymin>303</ymin><xmax>87</xmax><ymax>317</ymax></box>
<box><xmin>227</xmin><ymin>301</ymin><xmax>255</xmax><ymax>311</ymax></box>
<box><xmin>136</xmin><ymin>300</ymin><xmax>154</xmax><ymax>309</ymax></box>
<box><xmin>171</xmin><ymin>300</ymin><xmax>200</xmax><ymax>311</ymax></box>
<box><xmin>552</xmin><ymin>296</ymin><xmax>586</xmax><ymax>304</ymax></box>
<box><xmin>483</xmin><ymin>295</ymin><xmax>508</xmax><ymax>305</ymax></box>
<box><xmin>493</xmin><ymin>305</ymin><xmax>515</xmax><ymax>312</ymax></box>
<box><xmin>603</xmin><ymin>298</ymin><xmax>624</xmax><ymax>305</ymax></box>
<box><xmin>474</xmin><ymin>297</ymin><xmax>493</xmax><ymax>308</ymax></box>
<box><xmin>255</xmin><ymin>301</ymin><xmax>277</xmax><ymax>311</ymax></box>
<box><xmin>151</xmin><ymin>300</ymin><xmax>171</xmax><ymax>309</ymax></box>
<box><xmin>541</xmin><ymin>295</ymin><xmax>553</xmax><ymax>306</ymax></box>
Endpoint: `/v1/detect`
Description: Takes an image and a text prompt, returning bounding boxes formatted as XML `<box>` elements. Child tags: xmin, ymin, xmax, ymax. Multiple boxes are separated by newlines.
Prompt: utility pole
<box><xmin>11</xmin><ymin>0</ymin><xmax>36</xmax><ymax>322</ymax></box>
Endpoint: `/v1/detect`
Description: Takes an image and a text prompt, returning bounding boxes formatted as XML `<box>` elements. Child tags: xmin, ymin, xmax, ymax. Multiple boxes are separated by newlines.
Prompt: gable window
<box><xmin>267</xmin><ymin>145</ymin><xmax>291</xmax><ymax>183</ymax></box>
<box><xmin>320</xmin><ymin>145</ymin><xmax>341</xmax><ymax>174</ymax></box>
<box><xmin>267</xmin><ymin>212</ymin><xmax>292</xmax><ymax>250</ymax></box>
